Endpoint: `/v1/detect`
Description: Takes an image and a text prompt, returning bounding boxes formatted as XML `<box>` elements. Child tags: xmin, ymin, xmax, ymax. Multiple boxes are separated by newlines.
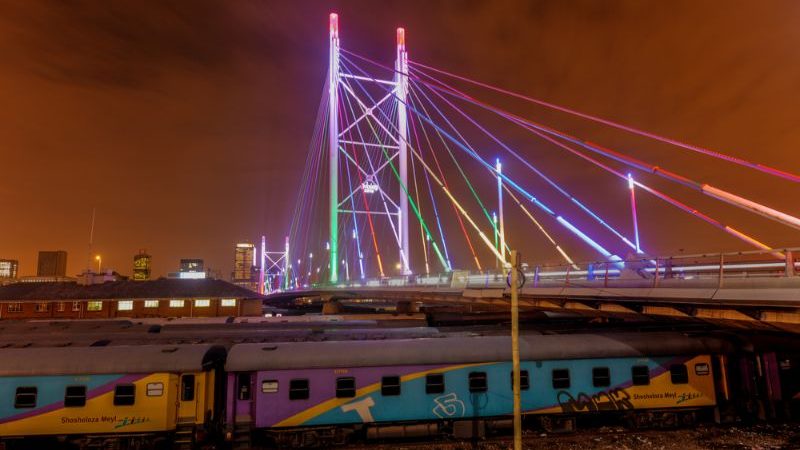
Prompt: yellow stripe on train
<box><xmin>0</xmin><ymin>374</ymin><xmax>178</xmax><ymax>437</ymax></box>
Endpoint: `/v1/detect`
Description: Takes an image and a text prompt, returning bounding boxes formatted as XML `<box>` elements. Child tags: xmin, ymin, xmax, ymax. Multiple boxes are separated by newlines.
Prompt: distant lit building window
<box><xmin>35</xmin><ymin>302</ymin><xmax>49</xmax><ymax>312</ymax></box>
<box><xmin>194</xmin><ymin>299</ymin><xmax>210</xmax><ymax>308</ymax></box>
<box><xmin>169</xmin><ymin>300</ymin><xmax>185</xmax><ymax>308</ymax></box>
<box><xmin>118</xmin><ymin>301</ymin><xmax>133</xmax><ymax>311</ymax></box>
<box><xmin>56</xmin><ymin>302</ymin><xmax>65</xmax><ymax>312</ymax></box>
<box><xmin>87</xmin><ymin>301</ymin><xmax>103</xmax><ymax>311</ymax></box>
<box><xmin>144</xmin><ymin>300</ymin><xmax>159</xmax><ymax>308</ymax></box>
<box><xmin>7</xmin><ymin>303</ymin><xmax>22</xmax><ymax>313</ymax></box>
<box><xmin>72</xmin><ymin>301</ymin><xmax>81</xmax><ymax>312</ymax></box>
<box><xmin>221</xmin><ymin>299</ymin><xmax>237</xmax><ymax>307</ymax></box>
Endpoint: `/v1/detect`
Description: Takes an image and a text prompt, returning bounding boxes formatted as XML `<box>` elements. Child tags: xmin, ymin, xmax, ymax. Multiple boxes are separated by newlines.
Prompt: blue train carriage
<box><xmin>0</xmin><ymin>344</ymin><xmax>226</xmax><ymax>449</ymax></box>
<box><xmin>224</xmin><ymin>332</ymin><xmax>733</xmax><ymax>446</ymax></box>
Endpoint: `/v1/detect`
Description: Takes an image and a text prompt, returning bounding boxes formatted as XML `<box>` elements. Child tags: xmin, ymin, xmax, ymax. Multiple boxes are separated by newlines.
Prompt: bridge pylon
<box><xmin>327</xmin><ymin>13</ymin><xmax>412</xmax><ymax>282</ymax></box>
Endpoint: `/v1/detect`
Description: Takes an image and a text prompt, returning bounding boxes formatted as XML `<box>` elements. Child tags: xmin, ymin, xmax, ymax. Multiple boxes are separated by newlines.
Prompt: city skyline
<box><xmin>2</xmin><ymin>1</ymin><xmax>799</xmax><ymax>278</ymax></box>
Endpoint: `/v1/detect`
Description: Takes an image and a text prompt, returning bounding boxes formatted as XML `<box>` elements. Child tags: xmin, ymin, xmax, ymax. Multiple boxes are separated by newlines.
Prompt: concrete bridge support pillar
<box><xmin>396</xmin><ymin>300</ymin><xmax>419</xmax><ymax>314</ymax></box>
<box><xmin>786</xmin><ymin>251</ymin><xmax>796</xmax><ymax>277</ymax></box>
<box><xmin>322</xmin><ymin>299</ymin><xmax>344</xmax><ymax>315</ymax></box>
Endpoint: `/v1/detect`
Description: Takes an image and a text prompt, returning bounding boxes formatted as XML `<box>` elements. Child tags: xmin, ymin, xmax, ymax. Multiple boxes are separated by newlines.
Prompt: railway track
<box><xmin>342</xmin><ymin>422</ymin><xmax>800</xmax><ymax>449</ymax></box>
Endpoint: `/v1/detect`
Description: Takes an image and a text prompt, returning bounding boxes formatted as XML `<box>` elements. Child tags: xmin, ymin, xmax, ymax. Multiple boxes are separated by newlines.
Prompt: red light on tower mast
<box><xmin>329</xmin><ymin>13</ymin><xmax>339</xmax><ymax>37</ymax></box>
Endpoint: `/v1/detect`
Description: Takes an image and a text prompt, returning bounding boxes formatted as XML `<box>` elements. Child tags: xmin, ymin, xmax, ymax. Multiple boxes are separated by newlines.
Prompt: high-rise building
<box><xmin>37</xmin><ymin>251</ymin><xmax>67</xmax><ymax>277</ymax></box>
<box><xmin>133</xmin><ymin>250</ymin><xmax>151</xmax><ymax>281</ymax></box>
<box><xmin>232</xmin><ymin>243</ymin><xmax>258</xmax><ymax>291</ymax></box>
<box><xmin>180</xmin><ymin>259</ymin><xmax>204</xmax><ymax>273</ymax></box>
<box><xmin>0</xmin><ymin>259</ymin><xmax>19</xmax><ymax>279</ymax></box>
<box><xmin>172</xmin><ymin>258</ymin><xmax>206</xmax><ymax>279</ymax></box>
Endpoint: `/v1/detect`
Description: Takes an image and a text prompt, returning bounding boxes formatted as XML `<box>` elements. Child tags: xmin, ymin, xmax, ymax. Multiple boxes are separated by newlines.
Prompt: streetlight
<box><xmin>94</xmin><ymin>255</ymin><xmax>101</xmax><ymax>272</ymax></box>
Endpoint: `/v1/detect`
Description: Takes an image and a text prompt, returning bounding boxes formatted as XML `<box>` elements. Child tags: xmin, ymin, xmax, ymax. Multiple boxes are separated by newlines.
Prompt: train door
<box><xmin>234</xmin><ymin>372</ymin><xmax>254</xmax><ymax>423</ymax></box>
<box><xmin>177</xmin><ymin>373</ymin><xmax>199</xmax><ymax>423</ymax></box>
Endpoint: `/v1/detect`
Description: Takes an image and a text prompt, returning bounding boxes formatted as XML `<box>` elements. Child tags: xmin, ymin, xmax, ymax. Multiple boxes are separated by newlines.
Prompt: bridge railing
<box><xmin>297</xmin><ymin>247</ymin><xmax>799</xmax><ymax>291</ymax></box>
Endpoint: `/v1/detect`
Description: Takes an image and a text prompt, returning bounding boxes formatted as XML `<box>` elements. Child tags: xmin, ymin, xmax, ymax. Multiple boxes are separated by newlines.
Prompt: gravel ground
<box><xmin>351</xmin><ymin>423</ymin><xmax>800</xmax><ymax>450</ymax></box>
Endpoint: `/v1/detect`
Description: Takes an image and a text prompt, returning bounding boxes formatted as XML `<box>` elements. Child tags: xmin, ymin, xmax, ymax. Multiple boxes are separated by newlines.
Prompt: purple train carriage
<box><xmin>223</xmin><ymin>332</ymin><xmax>736</xmax><ymax>447</ymax></box>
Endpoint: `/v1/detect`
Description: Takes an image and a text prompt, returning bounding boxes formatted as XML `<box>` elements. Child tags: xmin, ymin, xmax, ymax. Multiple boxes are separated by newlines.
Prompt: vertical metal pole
<box><xmin>628</xmin><ymin>173</ymin><xmax>641</xmax><ymax>253</ymax></box>
<box><xmin>396</xmin><ymin>27</ymin><xmax>411</xmax><ymax>275</ymax></box>
<box><xmin>284</xmin><ymin>236</ymin><xmax>290</xmax><ymax>290</ymax></box>
<box><xmin>497</xmin><ymin>159</ymin><xmax>507</xmax><ymax>263</ymax></box>
<box><xmin>259</xmin><ymin>236</ymin><xmax>266</xmax><ymax>294</ymax></box>
<box><xmin>653</xmin><ymin>258</ymin><xmax>660</xmax><ymax>288</ymax></box>
<box><xmin>510</xmin><ymin>250</ymin><xmax>522</xmax><ymax>450</ymax></box>
<box><xmin>493</xmin><ymin>211</ymin><xmax>499</xmax><ymax>270</ymax></box>
<box><xmin>328</xmin><ymin>13</ymin><xmax>340</xmax><ymax>283</ymax></box>
<box><xmin>785</xmin><ymin>250</ymin><xmax>795</xmax><ymax>277</ymax></box>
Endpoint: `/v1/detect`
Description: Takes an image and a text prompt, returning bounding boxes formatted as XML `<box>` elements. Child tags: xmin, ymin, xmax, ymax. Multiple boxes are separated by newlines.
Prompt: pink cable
<box><xmin>410</xmin><ymin>60</ymin><xmax>800</xmax><ymax>183</ymax></box>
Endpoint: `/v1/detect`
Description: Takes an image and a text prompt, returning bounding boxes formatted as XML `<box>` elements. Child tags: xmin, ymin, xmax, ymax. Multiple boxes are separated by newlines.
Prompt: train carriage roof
<box><xmin>225</xmin><ymin>332</ymin><xmax>733</xmax><ymax>371</ymax></box>
<box><xmin>0</xmin><ymin>344</ymin><xmax>226</xmax><ymax>376</ymax></box>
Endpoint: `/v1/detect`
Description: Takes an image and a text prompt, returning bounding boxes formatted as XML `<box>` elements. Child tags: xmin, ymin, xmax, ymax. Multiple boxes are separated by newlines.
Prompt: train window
<box><xmin>592</xmin><ymin>367</ymin><xmax>611</xmax><ymax>387</ymax></box>
<box><xmin>146</xmin><ymin>382</ymin><xmax>164</xmax><ymax>397</ymax></box>
<box><xmin>426</xmin><ymin>373</ymin><xmax>445</xmax><ymax>394</ymax></box>
<box><xmin>261</xmin><ymin>380</ymin><xmax>279</xmax><ymax>394</ymax></box>
<box><xmin>510</xmin><ymin>370</ymin><xmax>530</xmax><ymax>390</ymax></box>
<box><xmin>181</xmin><ymin>375</ymin><xmax>195</xmax><ymax>401</ymax></box>
<box><xmin>237</xmin><ymin>373</ymin><xmax>252</xmax><ymax>400</ymax></box>
<box><xmin>289</xmin><ymin>379</ymin><xmax>309</xmax><ymax>400</ymax></box>
<box><xmin>552</xmin><ymin>369</ymin><xmax>570</xmax><ymax>389</ymax></box>
<box><xmin>14</xmin><ymin>387</ymin><xmax>37</xmax><ymax>409</ymax></box>
<box><xmin>468</xmin><ymin>372</ymin><xmax>488</xmax><ymax>393</ymax></box>
<box><xmin>670</xmin><ymin>364</ymin><xmax>689</xmax><ymax>384</ymax></box>
<box><xmin>381</xmin><ymin>376</ymin><xmax>401</xmax><ymax>396</ymax></box>
<box><xmin>64</xmin><ymin>386</ymin><xmax>86</xmax><ymax>407</ymax></box>
<box><xmin>113</xmin><ymin>384</ymin><xmax>136</xmax><ymax>406</ymax></box>
<box><xmin>631</xmin><ymin>366</ymin><xmax>650</xmax><ymax>385</ymax></box>
<box><xmin>336</xmin><ymin>377</ymin><xmax>356</xmax><ymax>398</ymax></box>
<box><xmin>694</xmin><ymin>363</ymin><xmax>710</xmax><ymax>376</ymax></box>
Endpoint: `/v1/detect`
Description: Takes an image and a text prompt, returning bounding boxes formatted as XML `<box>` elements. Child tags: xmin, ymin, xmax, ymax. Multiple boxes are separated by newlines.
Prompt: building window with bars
<box><xmin>87</xmin><ymin>301</ymin><xmax>103</xmax><ymax>311</ymax></box>
<box><xmin>117</xmin><ymin>300</ymin><xmax>133</xmax><ymax>311</ymax></box>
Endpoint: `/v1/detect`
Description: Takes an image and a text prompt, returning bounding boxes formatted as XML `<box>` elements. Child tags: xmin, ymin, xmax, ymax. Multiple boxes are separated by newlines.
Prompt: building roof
<box><xmin>0</xmin><ymin>278</ymin><xmax>265</xmax><ymax>301</ymax></box>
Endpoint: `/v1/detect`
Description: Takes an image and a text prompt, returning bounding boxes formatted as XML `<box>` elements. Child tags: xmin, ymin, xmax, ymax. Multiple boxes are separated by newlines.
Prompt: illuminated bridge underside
<box><xmin>265</xmin><ymin>278</ymin><xmax>800</xmax><ymax>334</ymax></box>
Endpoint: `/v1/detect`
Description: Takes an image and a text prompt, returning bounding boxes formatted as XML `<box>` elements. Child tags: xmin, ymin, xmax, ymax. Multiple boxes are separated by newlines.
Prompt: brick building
<box><xmin>0</xmin><ymin>279</ymin><xmax>264</xmax><ymax>320</ymax></box>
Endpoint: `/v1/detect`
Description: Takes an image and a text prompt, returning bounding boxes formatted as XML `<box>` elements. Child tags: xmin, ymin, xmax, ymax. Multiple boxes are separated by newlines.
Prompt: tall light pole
<box><xmin>94</xmin><ymin>255</ymin><xmax>101</xmax><ymax>273</ymax></box>
<box><xmin>510</xmin><ymin>250</ymin><xmax>522</xmax><ymax>450</ymax></box>
<box><xmin>628</xmin><ymin>173</ymin><xmax>642</xmax><ymax>254</ymax></box>
<box><xmin>497</xmin><ymin>159</ymin><xmax>507</xmax><ymax>267</ymax></box>
<box><xmin>259</xmin><ymin>236</ymin><xmax>266</xmax><ymax>294</ymax></box>
<box><xmin>328</xmin><ymin>13</ymin><xmax>340</xmax><ymax>283</ymax></box>
<box><xmin>283</xmin><ymin>236</ymin><xmax>290</xmax><ymax>290</ymax></box>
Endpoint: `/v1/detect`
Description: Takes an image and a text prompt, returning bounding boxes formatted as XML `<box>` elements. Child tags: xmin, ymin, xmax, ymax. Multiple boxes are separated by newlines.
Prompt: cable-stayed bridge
<box><xmin>264</xmin><ymin>14</ymin><xmax>800</xmax><ymax>332</ymax></box>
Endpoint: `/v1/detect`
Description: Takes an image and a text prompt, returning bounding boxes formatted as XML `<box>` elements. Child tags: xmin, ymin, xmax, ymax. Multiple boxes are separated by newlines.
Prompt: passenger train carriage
<box><xmin>0</xmin><ymin>344</ymin><xmax>226</xmax><ymax>449</ymax></box>
<box><xmin>1</xmin><ymin>328</ymin><xmax>797</xmax><ymax>449</ymax></box>
<box><xmin>224</xmin><ymin>332</ymin><xmax>733</xmax><ymax>446</ymax></box>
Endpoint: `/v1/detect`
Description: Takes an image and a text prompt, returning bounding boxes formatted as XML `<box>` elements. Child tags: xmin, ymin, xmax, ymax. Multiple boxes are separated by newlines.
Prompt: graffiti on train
<box><xmin>557</xmin><ymin>388</ymin><xmax>634</xmax><ymax>412</ymax></box>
